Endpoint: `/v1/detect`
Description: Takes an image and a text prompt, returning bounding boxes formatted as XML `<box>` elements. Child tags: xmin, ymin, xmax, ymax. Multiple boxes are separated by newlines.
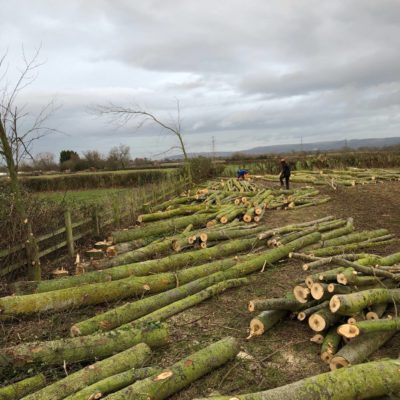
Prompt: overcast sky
<box><xmin>1</xmin><ymin>0</ymin><xmax>400</xmax><ymax>159</ymax></box>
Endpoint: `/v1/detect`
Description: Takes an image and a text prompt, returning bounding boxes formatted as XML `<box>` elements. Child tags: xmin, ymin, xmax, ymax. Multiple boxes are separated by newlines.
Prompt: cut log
<box><xmin>310</xmin><ymin>334</ymin><xmax>324</xmax><ymax>344</ymax></box>
<box><xmin>320</xmin><ymin>327</ymin><xmax>341</xmax><ymax>364</ymax></box>
<box><xmin>104</xmin><ymin>337</ymin><xmax>239</xmax><ymax>400</ymax></box>
<box><xmin>336</xmin><ymin>268</ymin><xmax>357</xmax><ymax>285</ymax></box>
<box><xmin>248</xmin><ymin>298</ymin><xmax>320</xmax><ymax>313</ymax></box>
<box><xmin>318</xmin><ymin>267</ymin><xmax>346</xmax><ymax>282</ymax></box>
<box><xmin>366</xmin><ymin>303</ymin><xmax>387</xmax><ymax>320</ymax></box>
<box><xmin>322</xmin><ymin>229</ymin><xmax>388</xmax><ymax>248</ymax></box>
<box><xmin>297</xmin><ymin>301</ymin><xmax>329</xmax><ymax>321</ymax></box>
<box><xmin>119</xmin><ymin>279</ymin><xmax>249</xmax><ymax>330</ymax></box>
<box><xmin>310</xmin><ymin>283</ymin><xmax>332</xmax><ymax>300</ymax></box>
<box><xmin>303</xmin><ymin>257</ymin><xmax>333</xmax><ymax>271</ymax></box>
<box><xmin>320</xmin><ymin>218</ymin><xmax>353</xmax><ymax>240</ymax></box>
<box><xmin>326</xmin><ymin>283</ymin><xmax>352</xmax><ymax>295</ymax></box>
<box><xmin>248</xmin><ymin>310</ymin><xmax>288</xmax><ymax>338</ymax></box>
<box><xmin>63</xmin><ymin>367</ymin><xmax>160</xmax><ymax>400</ymax></box>
<box><xmin>293</xmin><ymin>285</ymin><xmax>311</xmax><ymax>303</ymax></box>
<box><xmin>112</xmin><ymin>213</ymin><xmax>216</xmax><ymax>244</ymax></box>
<box><xmin>338</xmin><ymin>317</ymin><xmax>400</xmax><ymax>339</ymax></box>
<box><xmin>330</xmin><ymin>331</ymin><xmax>395</xmax><ymax>370</ymax></box>
<box><xmin>0</xmin><ymin>374</ymin><xmax>46</xmax><ymax>400</ymax></box>
<box><xmin>193</xmin><ymin>358</ymin><xmax>400</xmax><ymax>400</ymax></box>
<box><xmin>137</xmin><ymin>205</ymin><xmax>207</xmax><ymax>223</ymax></box>
<box><xmin>22</xmin><ymin>343</ymin><xmax>152</xmax><ymax>400</ymax></box>
<box><xmin>330</xmin><ymin>288</ymin><xmax>400</xmax><ymax>316</ymax></box>
<box><xmin>0</xmin><ymin>324</ymin><xmax>167</xmax><ymax>369</ymax></box>
<box><xmin>308</xmin><ymin>308</ymin><xmax>340</xmax><ymax>332</ymax></box>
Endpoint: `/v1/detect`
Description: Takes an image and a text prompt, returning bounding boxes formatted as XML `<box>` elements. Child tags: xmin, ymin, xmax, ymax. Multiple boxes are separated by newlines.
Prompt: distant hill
<box><xmin>169</xmin><ymin>136</ymin><xmax>400</xmax><ymax>159</ymax></box>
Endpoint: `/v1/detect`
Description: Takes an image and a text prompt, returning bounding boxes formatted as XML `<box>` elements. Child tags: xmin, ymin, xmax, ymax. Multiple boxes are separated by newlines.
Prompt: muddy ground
<box><xmin>1</xmin><ymin>181</ymin><xmax>400</xmax><ymax>398</ymax></box>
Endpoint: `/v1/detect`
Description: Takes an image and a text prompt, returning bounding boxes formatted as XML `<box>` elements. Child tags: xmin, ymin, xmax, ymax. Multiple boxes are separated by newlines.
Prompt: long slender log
<box><xmin>0</xmin><ymin>374</ymin><xmax>46</xmax><ymax>400</ymax></box>
<box><xmin>248</xmin><ymin>310</ymin><xmax>288</xmax><ymax>338</ymax></box>
<box><xmin>248</xmin><ymin>298</ymin><xmax>320</xmax><ymax>313</ymax></box>
<box><xmin>0</xmin><ymin>324</ymin><xmax>167</xmax><ymax>368</ymax></box>
<box><xmin>309</xmin><ymin>239</ymin><xmax>396</xmax><ymax>257</ymax></box>
<box><xmin>119</xmin><ymin>279</ymin><xmax>250</xmax><ymax>329</ymax></box>
<box><xmin>112</xmin><ymin>213</ymin><xmax>216</xmax><ymax>243</ymax></box>
<box><xmin>104</xmin><ymin>337</ymin><xmax>240</xmax><ymax>400</ymax></box>
<box><xmin>320</xmin><ymin>327</ymin><xmax>341</xmax><ymax>363</ymax></box>
<box><xmin>0</xmin><ymin>258</ymin><xmax>239</xmax><ymax>316</ymax></box>
<box><xmin>12</xmin><ymin>237</ymin><xmax>260</xmax><ymax>295</ymax></box>
<box><xmin>137</xmin><ymin>204</ymin><xmax>208</xmax><ymax>223</ymax></box>
<box><xmin>22</xmin><ymin>343</ymin><xmax>152</xmax><ymax>400</ymax></box>
<box><xmin>319</xmin><ymin>218</ymin><xmax>353</xmax><ymax>240</ymax></box>
<box><xmin>366</xmin><ymin>303</ymin><xmax>387</xmax><ymax>320</ymax></box>
<box><xmin>318</xmin><ymin>267</ymin><xmax>346</xmax><ymax>282</ymax></box>
<box><xmin>330</xmin><ymin>288</ymin><xmax>400</xmax><ymax>315</ymax></box>
<box><xmin>326</xmin><ymin>283</ymin><xmax>352</xmax><ymax>295</ymax></box>
<box><xmin>63</xmin><ymin>367</ymin><xmax>160</xmax><ymax>400</ymax></box>
<box><xmin>303</xmin><ymin>257</ymin><xmax>332</xmax><ymax>271</ymax></box>
<box><xmin>194</xmin><ymin>358</ymin><xmax>400</xmax><ymax>400</ymax></box>
<box><xmin>330</xmin><ymin>331</ymin><xmax>395</xmax><ymax>370</ymax></box>
<box><xmin>338</xmin><ymin>317</ymin><xmax>400</xmax><ymax>338</ymax></box>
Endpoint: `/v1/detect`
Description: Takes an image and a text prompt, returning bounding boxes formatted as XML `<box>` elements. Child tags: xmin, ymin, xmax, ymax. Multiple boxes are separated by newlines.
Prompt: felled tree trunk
<box><xmin>137</xmin><ymin>205</ymin><xmax>208</xmax><ymax>223</ymax></box>
<box><xmin>194</xmin><ymin>358</ymin><xmax>400</xmax><ymax>400</ymax></box>
<box><xmin>330</xmin><ymin>331</ymin><xmax>395</xmax><ymax>370</ymax></box>
<box><xmin>22</xmin><ymin>343</ymin><xmax>151</xmax><ymax>400</ymax></box>
<box><xmin>0</xmin><ymin>324</ymin><xmax>167</xmax><ymax>368</ymax></box>
<box><xmin>112</xmin><ymin>213</ymin><xmax>216</xmax><ymax>243</ymax></box>
<box><xmin>308</xmin><ymin>308</ymin><xmax>340</xmax><ymax>332</ymax></box>
<box><xmin>0</xmin><ymin>374</ymin><xmax>46</xmax><ymax>400</ymax></box>
<box><xmin>330</xmin><ymin>288</ymin><xmax>400</xmax><ymax>316</ymax></box>
<box><xmin>338</xmin><ymin>317</ymin><xmax>400</xmax><ymax>339</ymax></box>
<box><xmin>320</xmin><ymin>327</ymin><xmax>341</xmax><ymax>363</ymax></box>
<box><xmin>104</xmin><ymin>337</ymin><xmax>240</xmax><ymax>400</ymax></box>
<box><xmin>248</xmin><ymin>310</ymin><xmax>288</xmax><ymax>338</ymax></box>
<box><xmin>248</xmin><ymin>298</ymin><xmax>320</xmax><ymax>313</ymax></box>
<box><xmin>63</xmin><ymin>367</ymin><xmax>160</xmax><ymax>400</ymax></box>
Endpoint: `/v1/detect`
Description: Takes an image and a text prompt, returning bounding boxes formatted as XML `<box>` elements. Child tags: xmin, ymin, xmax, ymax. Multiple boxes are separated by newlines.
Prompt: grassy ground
<box><xmin>1</xmin><ymin>180</ymin><xmax>400</xmax><ymax>397</ymax></box>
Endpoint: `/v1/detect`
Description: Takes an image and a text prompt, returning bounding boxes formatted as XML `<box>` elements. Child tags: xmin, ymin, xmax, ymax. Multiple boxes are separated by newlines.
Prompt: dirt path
<box><xmin>1</xmin><ymin>182</ymin><xmax>399</xmax><ymax>397</ymax></box>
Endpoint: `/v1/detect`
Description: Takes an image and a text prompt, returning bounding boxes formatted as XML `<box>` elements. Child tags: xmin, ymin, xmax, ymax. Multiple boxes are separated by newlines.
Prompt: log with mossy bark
<box><xmin>63</xmin><ymin>367</ymin><xmax>160</xmax><ymax>400</ymax></box>
<box><xmin>0</xmin><ymin>258</ymin><xmax>240</xmax><ymax>316</ymax></box>
<box><xmin>0</xmin><ymin>374</ymin><xmax>46</xmax><ymax>400</ymax></box>
<box><xmin>12</xmin><ymin>237</ymin><xmax>261</xmax><ymax>295</ymax></box>
<box><xmin>0</xmin><ymin>323</ymin><xmax>167</xmax><ymax>369</ymax></box>
<box><xmin>320</xmin><ymin>327</ymin><xmax>341</xmax><ymax>363</ymax></box>
<box><xmin>22</xmin><ymin>343</ymin><xmax>151</xmax><ymax>400</ymax></box>
<box><xmin>338</xmin><ymin>317</ymin><xmax>400</xmax><ymax>338</ymax></box>
<box><xmin>248</xmin><ymin>297</ymin><xmax>321</xmax><ymax>313</ymax></box>
<box><xmin>112</xmin><ymin>212</ymin><xmax>217</xmax><ymax>244</ymax></box>
<box><xmin>330</xmin><ymin>288</ymin><xmax>400</xmax><ymax>316</ymax></box>
<box><xmin>297</xmin><ymin>301</ymin><xmax>329</xmax><ymax>321</ymax></box>
<box><xmin>366</xmin><ymin>303</ymin><xmax>387</xmax><ymax>320</ymax></box>
<box><xmin>137</xmin><ymin>204</ymin><xmax>209</xmax><ymax>223</ymax></box>
<box><xmin>329</xmin><ymin>331</ymin><xmax>395</xmax><ymax>370</ymax></box>
<box><xmin>247</xmin><ymin>310</ymin><xmax>288</xmax><ymax>338</ymax></box>
<box><xmin>194</xmin><ymin>357</ymin><xmax>400</xmax><ymax>400</ymax></box>
<box><xmin>119</xmin><ymin>278</ymin><xmax>250</xmax><ymax>329</ymax></box>
<box><xmin>321</xmin><ymin>229</ymin><xmax>388</xmax><ymax>247</ymax></box>
<box><xmin>104</xmin><ymin>337</ymin><xmax>240</xmax><ymax>400</ymax></box>
<box><xmin>308</xmin><ymin>308</ymin><xmax>341</xmax><ymax>332</ymax></box>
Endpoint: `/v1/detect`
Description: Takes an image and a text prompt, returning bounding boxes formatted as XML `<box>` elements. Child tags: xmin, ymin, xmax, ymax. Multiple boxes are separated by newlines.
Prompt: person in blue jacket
<box><xmin>279</xmin><ymin>159</ymin><xmax>291</xmax><ymax>189</ymax></box>
<box><xmin>237</xmin><ymin>168</ymin><xmax>249</xmax><ymax>180</ymax></box>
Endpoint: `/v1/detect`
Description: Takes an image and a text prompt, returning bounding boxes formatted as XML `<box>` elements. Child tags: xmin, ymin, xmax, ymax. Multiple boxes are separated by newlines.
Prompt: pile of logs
<box><xmin>247</xmin><ymin>247</ymin><xmax>400</xmax><ymax>371</ymax></box>
<box><xmin>3</xmin><ymin>214</ymin><xmax>393</xmax><ymax>398</ymax></box>
<box><xmin>257</xmin><ymin>167</ymin><xmax>400</xmax><ymax>188</ymax></box>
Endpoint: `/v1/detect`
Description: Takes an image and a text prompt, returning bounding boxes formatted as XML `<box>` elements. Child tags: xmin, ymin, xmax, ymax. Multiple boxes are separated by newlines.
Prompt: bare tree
<box><xmin>0</xmin><ymin>48</ymin><xmax>59</xmax><ymax>280</ymax></box>
<box><xmin>94</xmin><ymin>101</ymin><xmax>192</xmax><ymax>184</ymax></box>
<box><xmin>107</xmin><ymin>144</ymin><xmax>130</xmax><ymax>170</ymax></box>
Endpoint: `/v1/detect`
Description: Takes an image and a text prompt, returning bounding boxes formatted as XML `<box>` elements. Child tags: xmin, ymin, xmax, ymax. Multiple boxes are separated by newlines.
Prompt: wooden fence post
<box><xmin>64</xmin><ymin>209</ymin><xmax>74</xmax><ymax>258</ymax></box>
<box><xmin>92</xmin><ymin>207</ymin><xmax>100</xmax><ymax>237</ymax></box>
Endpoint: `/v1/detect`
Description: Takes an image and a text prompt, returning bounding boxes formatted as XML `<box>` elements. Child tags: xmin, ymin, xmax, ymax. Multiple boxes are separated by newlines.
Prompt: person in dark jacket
<box><xmin>279</xmin><ymin>159</ymin><xmax>291</xmax><ymax>189</ymax></box>
<box><xmin>237</xmin><ymin>168</ymin><xmax>249</xmax><ymax>180</ymax></box>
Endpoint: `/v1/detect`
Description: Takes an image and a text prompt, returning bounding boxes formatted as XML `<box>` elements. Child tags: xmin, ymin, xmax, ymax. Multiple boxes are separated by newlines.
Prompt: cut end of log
<box><xmin>70</xmin><ymin>325</ymin><xmax>81</xmax><ymax>337</ymax></box>
<box><xmin>248</xmin><ymin>318</ymin><xmax>265</xmax><ymax>338</ymax></box>
<box><xmin>220</xmin><ymin>217</ymin><xmax>228</xmax><ymax>224</ymax></box>
<box><xmin>248</xmin><ymin>301</ymin><xmax>255</xmax><ymax>312</ymax></box>
<box><xmin>199</xmin><ymin>233</ymin><xmax>208</xmax><ymax>242</ymax></box>
<box><xmin>172</xmin><ymin>240</ymin><xmax>181</xmax><ymax>252</ymax></box>
<box><xmin>329</xmin><ymin>295</ymin><xmax>341</xmax><ymax>313</ymax></box>
<box><xmin>321</xmin><ymin>351</ymin><xmax>333</xmax><ymax>364</ymax></box>
<box><xmin>243</xmin><ymin>214</ymin><xmax>252</xmax><ymax>223</ymax></box>
<box><xmin>188</xmin><ymin>235</ymin><xmax>197</xmax><ymax>244</ymax></box>
<box><xmin>254</xmin><ymin>216</ymin><xmax>261</xmax><ymax>223</ymax></box>
<box><xmin>311</xmin><ymin>283</ymin><xmax>325</xmax><ymax>300</ymax></box>
<box><xmin>302</xmin><ymin>263</ymin><xmax>310</xmax><ymax>271</ymax></box>
<box><xmin>327</xmin><ymin>283</ymin><xmax>335</xmax><ymax>293</ymax></box>
<box><xmin>336</xmin><ymin>273</ymin><xmax>348</xmax><ymax>285</ymax></box>
<box><xmin>255</xmin><ymin>207</ymin><xmax>262</xmax><ymax>215</ymax></box>
<box><xmin>200</xmin><ymin>242</ymin><xmax>207</xmax><ymax>249</ymax></box>
<box><xmin>305</xmin><ymin>276</ymin><xmax>315</xmax><ymax>289</ymax></box>
<box><xmin>137</xmin><ymin>215</ymin><xmax>143</xmax><ymax>223</ymax></box>
<box><xmin>297</xmin><ymin>312</ymin><xmax>306</xmax><ymax>321</ymax></box>
<box><xmin>366</xmin><ymin>311</ymin><xmax>379</xmax><ymax>320</ymax></box>
<box><xmin>330</xmin><ymin>356</ymin><xmax>350</xmax><ymax>370</ymax></box>
<box><xmin>293</xmin><ymin>285</ymin><xmax>310</xmax><ymax>303</ymax></box>
<box><xmin>310</xmin><ymin>334</ymin><xmax>324</xmax><ymax>344</ymax></box>
<box><xmin>337</xmin><ymin>323</ymin><xmax>360</xmax><ymax>339</ymax></box>
<box><xmin>308</xmin><ymin>313</ymin><xmax>327</xmax><ymax>332</ymax></box>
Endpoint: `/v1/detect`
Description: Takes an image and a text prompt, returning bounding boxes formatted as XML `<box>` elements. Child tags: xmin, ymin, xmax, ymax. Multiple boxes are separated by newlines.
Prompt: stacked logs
<box><xmin>247</xmin><ymin>247</ymin><xmax>400</xmax><ymax>371</ymax></box>
<box><xmin>257</xmin><ymin>167</ymin><xmax>400</xmax><ymax>188</ymax></box>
